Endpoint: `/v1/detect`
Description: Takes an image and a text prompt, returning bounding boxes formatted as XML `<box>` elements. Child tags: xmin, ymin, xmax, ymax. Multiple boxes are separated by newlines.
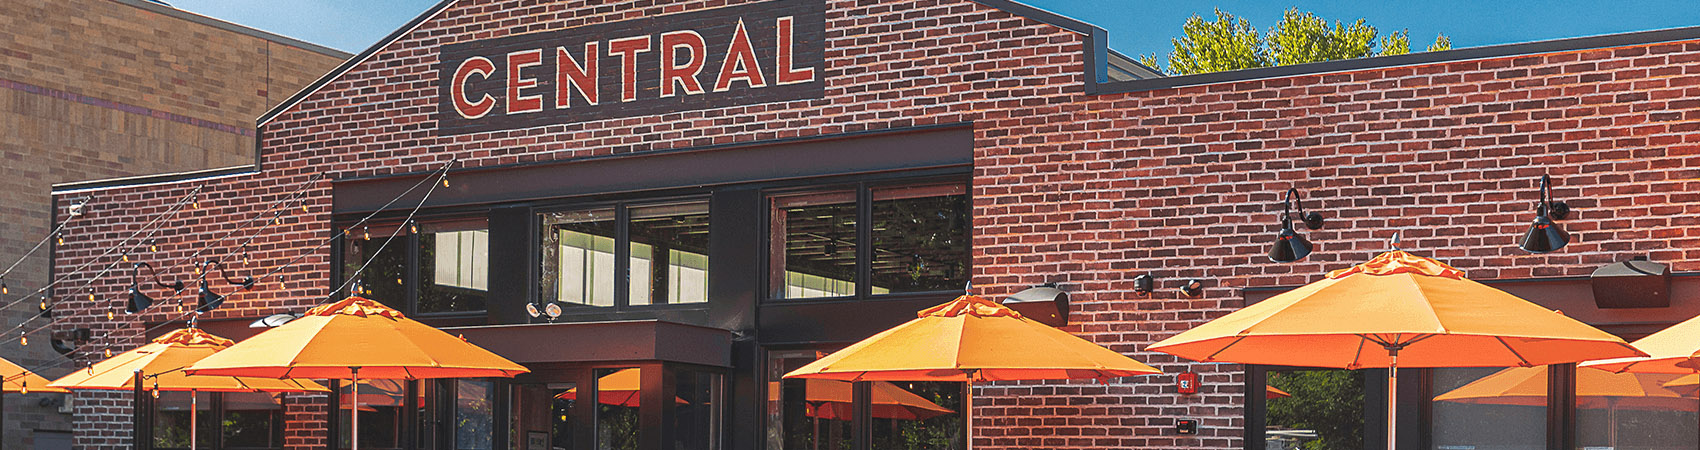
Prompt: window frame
<box><xmin>762</xmin><ymin>176</ymin><xmax>972</xmax><ymax>304</ymax></box>
<box><xmin>536</xmin><ymin>196</ymin><xmax>714</xmax><ymax>313</ymax></box>
<box><xmin>332</xmin><ymin>214</ymin><xmax>492</xmax><ymax>319</ymax></box>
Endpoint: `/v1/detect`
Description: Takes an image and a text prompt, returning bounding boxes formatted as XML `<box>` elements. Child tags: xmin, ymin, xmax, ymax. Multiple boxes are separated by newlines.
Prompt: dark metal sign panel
<box><xmin>437</xmin><ymin>0</ymin><xmax>826</xmax><ymax>135</ymax></box>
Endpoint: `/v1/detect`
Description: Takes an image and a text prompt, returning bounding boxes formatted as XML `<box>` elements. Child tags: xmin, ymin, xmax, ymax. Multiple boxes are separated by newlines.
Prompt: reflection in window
<box><xmin>771</xmin><ymin>192</ymin><xmax>858</xmax><ymax>299</ymax></box>
<box><xmin>420</xmin><ymin>223</ymin><xmax>488</xmax><ymax>313</ymax></box>
<box><xmin>153</xmin><ymin>390</ymin><xmax>212</xmax><ymax>450</ymax></box>
<box><xmin>1576</xmin><ymin>369</ymin><xmax>1697</xmax><ymax>450</ymax></box>
<box><xmin>223</xmin><ymin>392</ymin><xmax>286</xmax><ymax>449</ymax></box>
<box><xmin>457</xmin><ymin>379</ymin><xmax>497</xmax><ymax>450</ymax></box>
<box><xmin>543</xmin><ymin>209</ymin><xmax>618</xmax><ymax>307</ymax></box>
<box><xmin>868</xmin><ymin>381</ymin><xmax>964</xmax><ymax>450</ymax></box>
<box><xmin>870</xmin><ymin>184</ymin><xmax>969</xmax><ymax>294</ymax></box>
<box><xmin>597</xmin><ymin>368</ymin><xmax>642</xmax><ymax>450</ymax></box>
<box><xmin>630</xmin><ymin>202</ymin><xmax>710</xmax><ymax>305</ymax></box>
<box><xmin>1431</xmin><ymin>367</ymin><xmax>1547</xmax><ymax>450</ymax></box>
<box><xmin>1265</xmin><ymin>369</ymin><xmax>1363</xmax><ymax>450</ymax></box>
<box><xmin>673</xmin><ymin>369</ymin><xmax>722</xmax><ymax>450</ymax></box>
<box><xmin>552</xmin><ymin>383</ymin><xmax>578</xmax><ymax>450</ymax></box>
<box><xmin>342</xmin><ymin>225</ymin><xmax>408</xmax><ymax>311</ymax></box>
<box><xmin>340</xmin><ymin>379</ymin><xmax>405</xmax><ymax>450</ymax></box>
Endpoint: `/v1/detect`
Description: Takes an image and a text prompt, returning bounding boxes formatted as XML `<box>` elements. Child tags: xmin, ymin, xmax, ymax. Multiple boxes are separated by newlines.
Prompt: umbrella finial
<box><xmin>963</xmin><ymin>281</ymin><xmax>972</xmax><ymax>296</ymax></box>
<box><xmin>1390</xmin><ymin>231</ymin><xmax>1402</xmax><ymax>250</ymax></box>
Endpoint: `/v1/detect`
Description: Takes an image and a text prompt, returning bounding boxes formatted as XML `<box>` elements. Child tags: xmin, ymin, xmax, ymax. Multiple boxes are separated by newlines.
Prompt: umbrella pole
<box><xmin>352</xmin><ymin>367</ymin><xmax>360</xmax><ymax>450</ymax></box>
<box><xmin>1387</xmin><ymin>347</ymin><xmax>1399</xmax><ymax>450</ymax></box>
<box><xmin>190</xmin><ymin>389</ymin><xmax>198</xmax><ymax>450</ymax></box>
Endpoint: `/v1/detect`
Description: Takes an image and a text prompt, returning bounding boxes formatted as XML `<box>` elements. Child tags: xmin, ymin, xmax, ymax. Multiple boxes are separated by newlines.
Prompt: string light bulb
<box><xmin>409</xmin><ymin>222</ymin><xmax>418</xmax><ymax>234</ymax></box>
<box><xmin>20</xmin><ymin>380</ymin><xmax>26</xmax><ymax>395</ymax></box>
<box><xmin>149</xmin><ymin>241</ymin><xmax>158</xmax><ymax>252</ymax></box>
<box><xmin>56</xmin><ymin>233</ymin><xmax>63</xmax><ymax>246</ymax></box>
<box><xmin>2</xmin><ymin>280</ymin><xmax>7</xmax><ymax>295</ymax></box>
<box><xmin>442</xmin><ymin>177</ymin><xmax>449</xmax><ymax>188</ymax></box>
<box><xmin>20</xmin><ymin>334</ymin><xmax>27</xmax><ymax>346</ymax></box>
<box><xmin>107</xmin><ymin>309</ymin><xmax>114</xmax><ymax>320</ymax></box>
<box><xmin>363</xmin><ymin>227</ymin><xmax>370</xmax><ymax>241</ymax></box>
<box><xmin>301</xmin><ymin>204</ymin><xmax>309</xmax><ymax>213</ymax></box>
<box><xmin>103</xmin><ymin>348</ymin><xmax>112</xmax><ymax>358</ymax></box>
<box><xmin>152</xmin><ymin>379</ymin><xmax>160</xmax><ymax>398</ymax></box>
<box><xmin>121</xmin><ymin>252</ymin><xmax>129</xmax><ymax>263</ymax></box>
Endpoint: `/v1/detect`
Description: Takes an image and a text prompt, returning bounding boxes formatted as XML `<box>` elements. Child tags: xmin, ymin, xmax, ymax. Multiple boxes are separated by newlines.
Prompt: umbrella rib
<box><xmin>1203</xmin><ymin>335</ymin><xmax>1249</xmax><ymax>362</ymax></box>
<box><xmin>1495</xmin><ymin>336</ymin><xmax>1534</xmax><ymax>368</ymax></box>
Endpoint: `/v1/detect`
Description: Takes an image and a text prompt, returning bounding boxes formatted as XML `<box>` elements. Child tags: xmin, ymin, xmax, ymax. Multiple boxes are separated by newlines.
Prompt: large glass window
<box><xmin>1431</xmin><ymin>366</ymin><xmax>1547</xmax><ymax>450</ymax></box>
<box><xmin>339</xmin><ymin>379</ymin><xmax>407</xmax><ymax>450</ymax></box>
<box><xmin>630</xmin><ymin>203</ymin><xmax>711</xmax><ymax>306</ymax></box>
<box><xmin>769</xmin><ymin>181</ymin><xmax>969</xmax><ymax>301</ymax></box>
<box><xmin>1576</xmin><ymin>369</ymin><xmax>1697</xmax><ymax>450</ymax></box>
<box><xmin>597</xmin><ymin>368</ymin><xmax>643</xmax><ymax>450</ymax></box>
<box><xmin>420</xmin><ymin>221</ymin><xmax>489</xmax><ymax>313</ymax></box>
<box><xmin>223</xmin><ymin>392</ymin><xmax>286</xmax><ymax>449</ymax></box>
<box><xmin>339</xmin><ymin>219</ymin><xmax>488</xmax><ymax>315</ymax></box>
<box><xmin>540</xmin><ymin>201</ymin><xmax>710</xmax><ymax>311</ymax></box>
<box><xmin>153</xmin><ymin>391</ymin><xmax>213</xmax><ymax>450</ymax></box>
<box><xmin>673</xmin><ymin>369</ymin><xmax>723</xmax><ymax>450</ymax></box>
<box><xmin>1264</xmin><ymin>368</ymin><xmax>1364</xmax><ymax>450</ymax></box>
<box><xmin>767</xmin><ymin>352</ymin><xmax>963</xmax><ymax>450</ymax></box>
<box><xmin>456</xmin><ymin>379</ymin><xmax>497</xmax><ymax>450</ymax></box>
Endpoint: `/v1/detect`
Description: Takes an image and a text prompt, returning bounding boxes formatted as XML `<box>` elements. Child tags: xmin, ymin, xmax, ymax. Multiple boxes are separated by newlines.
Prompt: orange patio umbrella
<box><xmin>1265</xmin><ymin>385</ymin><xmax>1291</xmax><ymax>399</ymax></box>
<box><xmin>554</xmin><ymin>368</ymin><xmax>685</xmax><ymax>407</ymax></box>
<box><xmin>802</xmin><ymin>379</ymin><xmax>953</xmax><ymax>421</ymax></box>
<box><xmin>1437</xmin><ymin>367</ymin><xmax>1693</xmax><ymax>447</ymax></box>
<box><xmin>1582</xmin><ymin>311</ymin><xmax>1700</xmax><ymax>375</ymax></box>
<box><xmin>1147</xmin><ymin>250</ymin><xmax>1644</xmax><ymax>450</ymax></box>
<box><xmin>784</xmin><ymin>294</ymin><xmax>1161</xmax><ymax>447</ymax></box>
<box><xmin>0</xmin><ymin>355</ymin><xmax>67</xmax><ymax>447</ymax></box>
<box><xmin>48</xmin><ymin>328</ymin><xmax>325</xmax><ymax>450</ymax></box>
<box><xmin>784</xmin><ymin>294</ymin><xmax>1160</xmax><ymax>382</ymax></box>
<box><xmin>184</xmin><ymin>297</ymin><xmax>528</xmax><ymax>450</ymax></box>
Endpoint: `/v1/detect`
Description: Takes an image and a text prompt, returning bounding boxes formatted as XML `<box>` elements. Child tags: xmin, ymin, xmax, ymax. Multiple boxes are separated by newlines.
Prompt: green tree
<box><xmin>1267</xmin><ymin>370</ymin><xmax>1365</xmax><ymax>450</ymax></box>
<box><xmin>1140</xmin><ymin>9</ymin><xmax>1270</xmax><ymax>75</ymax></box>
<box><xmin>1143</xmin><ymin>9</ymin><xmax>1448</xmax><ymax>75</ymax></box>
<box><xmin>1428</xmin><ymin>34</ymin><xmax>1453</xmax><ymax>52</ymax></box>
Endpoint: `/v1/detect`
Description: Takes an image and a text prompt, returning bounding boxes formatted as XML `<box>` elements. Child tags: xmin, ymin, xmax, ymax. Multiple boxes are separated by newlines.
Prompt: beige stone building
<box><xmin>0</xmin><ymin>0</ymin><xmax>347</xmax><ymax>448</ymax></box>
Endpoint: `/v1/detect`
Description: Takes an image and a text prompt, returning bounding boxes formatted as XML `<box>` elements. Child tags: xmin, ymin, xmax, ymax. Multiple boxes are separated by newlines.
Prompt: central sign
<box><xmin>437</xmin><ymin>1</ymin><xmax>826</xmax><ymax>135</ymax></box>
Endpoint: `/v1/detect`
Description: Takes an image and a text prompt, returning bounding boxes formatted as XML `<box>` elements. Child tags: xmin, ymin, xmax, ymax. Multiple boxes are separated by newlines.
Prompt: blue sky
<box><xmin>165</xmin><ymin>0</ymin><xmax>1700</xmax><ymax>62</ymax></box>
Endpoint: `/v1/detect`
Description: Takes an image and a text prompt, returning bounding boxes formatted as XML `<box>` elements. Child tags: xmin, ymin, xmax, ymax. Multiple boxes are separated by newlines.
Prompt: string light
<box><xmin>103</xmin><ymin>348</ymin><xmax>111</xmax><ymax>358</ymax></box>
<box><xmin>301</xmin><ymin>204</ymin><xmax>309</xmax><ymax>213</ymax></box>
<box><xmin>442</xmin><ymin>177</ymin><xmax>449</xmax><ymax>188</ymax></box>
<box><xmin>20</xmin><ymin>380</ymin><xmax>26</xmax><ymax>395</ymax></box>
<box><xmin>20</xmin><ymin>333</ymin><xmax>27</xmax><ymax>346</ymax></box>
<box><xmin>56</xmin><ymin>233</ymin><xmax>63</xmax><ymax>246</ymax></box>
<box><xmin>149</xmin><ymin>241</ymin><xmax>158</xmax><ymax>252</ymax></box>
<box><xmin>121</xmin><ymin>252</ymin><xmax>129</xmax><ymax>263</ymax></box>
<box><xmin>151</xmin><ymin>379</ymin><xmax>160</xmax><ymax>398</ymax></box>
<box><xmin>107</xmin><ymin>310</ymin><xmax>114</xmax><ymax>321</ymax></box>
<box><xmin>2</xmin><ymin>280</ymin><xmax>7</xmax><ymax>295</ymax></box>
<box><xmin>409</xmin><ymin>222</ymin><xmax>418</xmax><ymax>234</ymax></box>
<box><xmin>363</xmin><ymin>227</ymin><xmax>370</xmax><ymax>241</ymax></box>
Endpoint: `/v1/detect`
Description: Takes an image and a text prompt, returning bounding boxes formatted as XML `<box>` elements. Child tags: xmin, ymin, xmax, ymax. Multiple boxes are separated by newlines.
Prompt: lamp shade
<box><xmin>125</xmin><ymin>288</ymin><xmax>152</xmax><ymax>314</ymax></box>
<box><xmin>1268</xmin><ymin>227</ymin><xmax>1313</xmax><ymax>262</ymax></box>
<box><xmin>1519</xmin><ymin>215</ymin><xmax>1569</xmax><ymax>253</ymax></box>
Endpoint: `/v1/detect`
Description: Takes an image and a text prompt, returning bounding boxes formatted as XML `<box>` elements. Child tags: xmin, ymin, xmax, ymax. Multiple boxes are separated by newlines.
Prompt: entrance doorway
<box><xmin>511</xmin><ymin>364</ymin><xmax>724</xmax><ymax>450</ymax></box>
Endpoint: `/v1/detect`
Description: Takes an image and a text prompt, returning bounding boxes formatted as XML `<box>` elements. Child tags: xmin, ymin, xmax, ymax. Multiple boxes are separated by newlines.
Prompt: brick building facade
<box><xmin>1</xmin><ymin>0</ymin><xmax>347</xmax><ymax>448</ymax></box>
<box><xmin>43</xmin><ymin>0</ymin><xmax>1700</xmax><ymax>449</ymax></box>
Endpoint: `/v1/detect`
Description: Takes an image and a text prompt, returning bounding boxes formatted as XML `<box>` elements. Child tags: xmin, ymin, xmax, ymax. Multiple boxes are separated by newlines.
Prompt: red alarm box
<box><xmin>1177</xmin><ymin>372</ymin><xmax>1199</xmax><ymax>394</ymax></box>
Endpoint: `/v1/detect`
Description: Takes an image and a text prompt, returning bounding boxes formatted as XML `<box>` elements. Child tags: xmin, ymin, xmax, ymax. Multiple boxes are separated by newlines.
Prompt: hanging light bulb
<box><xmin>363</xmin><ymin>227</ymin><xmax>371</xmax><ymax>240</ymax></box>
<box><xmin>409</xmin><ymin>222</ymin><xmax>418</xmax><ymax>233</ymax></box>
<box><xmin>39</xmin><ymin>297</ymin><xmax>47</xmax><ymax>311</ymax></box>
<box><xmin>122</xmin><ymin>252</ymin><xmax>129</xmax><ymax>263</ymax></box>
<box><xmin>103</xmin><ymin>348</ymin><xmax>112</xmax><ymax>358</ymax></box>
<box><xmin>442</xmin><ymin>177</ymin><xmax>449</xmax><ymax>188</ymax></box>
<box><xmin>301</xmin><ymin>204</ymin><xmax>309</xmax><ymax>213</ymax></box>
<box><xmin>107</xmin><ymin>309</ymin><xmax>115</xmax><ymax>320</ymax></box>
<box><xmin>87</xmin><ymin>289</ymin><xmax>95</xmax><ymax>301</ymax></box>
<box><xmin>149</xmin><ymin>241</ymin><xmax>158</xmax><ymax>252</ymax></box>
<box><xmin>20</xmin><ymin>334</ymin><xmax>27</xmax><ymax>346</ymax></box>
<box><xmin>2</xmin><ymin>280</ymin><xmax>8</xmax><ymax>295</ymax></box>
<box><xmin>56</xmin><ymin>233</ymin><xmax>64</xmax><ymax>246</ymax></box>
<box><xmin>20</xmin><ymin>380</ymin><xmax>26</xmax><ymax>395</ymax></box>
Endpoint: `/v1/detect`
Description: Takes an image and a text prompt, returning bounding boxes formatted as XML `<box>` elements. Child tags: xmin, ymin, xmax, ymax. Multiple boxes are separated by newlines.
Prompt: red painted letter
<box><xmin>557</xmin><ymin>42</ymin><xmax>600</xmax><ymax>108</ymax></box>
<box><xmin>607</xmin><ymin>35</ymin><xmax>652</xmax><ymax>102</ymax></box>
<box><xmin>659</xmin><ymin>31</ymin><xmax>707</xmax><ymax>98</ymax></box>
<box><xmin>713</xmin><ymin>19</ymin><xmax>767</xmax><ymax>92</ymax></box>
<box><xmin>775</xmin><ymin>16</ymin><xmax>814</xmax><ymax>85</ymax></box>
<box><xmin>451</xmin><ymin>56</ymin><xmax>496</xmax><ymax>119</ymax></box>
<box><xmin>506</xmin><ymin>49</ymin><xmax>544</xmax><ymax>114</ymax></box>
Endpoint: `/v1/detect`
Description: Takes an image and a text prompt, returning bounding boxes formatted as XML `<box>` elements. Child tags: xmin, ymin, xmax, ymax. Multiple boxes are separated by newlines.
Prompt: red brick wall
<box><xmin>50</xmin><ymin>0</ymin><xmax>1700</xmax><ymax>449</ymax></box>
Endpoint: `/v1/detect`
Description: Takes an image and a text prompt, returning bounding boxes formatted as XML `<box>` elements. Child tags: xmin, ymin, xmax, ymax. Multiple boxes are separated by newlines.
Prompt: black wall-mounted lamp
<box><xmin>126</xmin><ymin>262</ymin><xmax>184</xmax><ymax>314</ymax></box>
<box><xmin>1002</xmin><ymin>283</ymin><xmax>1069</xmax><ymax>327</ymax></box>
<box><xmin>1269</xmin><ymin>188</ymin><xmax>1325</xmax><ymax>262</ymax></box>
<box><xmin>195</xmin><ymin>260</ymin><xmax>255</xmax><ymax>313</ymax></box>
<box><xmin>1179</xmin><ymin>279</ymin><xmax>1205</xmax><ymax>297</ymax></box>
<box><xmin>1519</xmin><ymin>174</ymin><xmax>1571</xmax><ymax>253</ymax></box>
<box><xmin>1133</xmin><ymin>274</ymin><xmax>1155</xmax><ymax>297</ymax></box>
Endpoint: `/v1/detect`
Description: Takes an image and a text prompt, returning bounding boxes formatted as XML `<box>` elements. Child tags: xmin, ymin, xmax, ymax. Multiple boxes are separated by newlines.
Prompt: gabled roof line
<box><xmin>255</xmin><ymin>0</ymin><xmax>1119</xmax><ymax>126</ymax></box>
<box><xmin>256</xmin><ymin>0</ymin><xmax>458</xmax><ymax>125</ymax></box>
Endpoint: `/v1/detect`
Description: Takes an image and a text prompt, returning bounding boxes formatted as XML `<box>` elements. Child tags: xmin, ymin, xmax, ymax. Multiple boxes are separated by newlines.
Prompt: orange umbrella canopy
<box><xmin>1435</xmin><ymin>367</ymin><xmax>1695</xmax><ymax>410</ymax></box>
<box><xmin>1147</xmin><ymin>251</ymin><xmax>1644</xmax><ymax>369</ymax></box>
<box><xmin>1265</xmin><ymin>385</ymin><xmax>1291</xmax><ymax>399</ymax></box>
<box><xmin>554</xmin><ymin>369</ymin><xmax>689</xmax><ymax>407</ymax></box>
<box><xmin>1581</xmin><ymin>312</ymin><xmax>1700</xmax><ymax>374</ymax></box>
<box><xmin>184</xmin><ymin>297</ymin><xmax>528</xmax><ymax>380</ymax></box>
<box><xmin>802</xmin><ymin>379</ymin><xmax>954</xmax><ymax>421</ymax></box>
<box><xmin>784</xmin><ymin>295</ymin><xmax>1160</xmax><ymax>382</ymax></box>
<box><xmin>0</xmin><ymin>356</ymin><xmax>66</xmax><ymax>394</ymax></box>
<box><xmin>47</xmin><ymin>328</ymin><xmax>322</xmax><ymax>393</ymax></box>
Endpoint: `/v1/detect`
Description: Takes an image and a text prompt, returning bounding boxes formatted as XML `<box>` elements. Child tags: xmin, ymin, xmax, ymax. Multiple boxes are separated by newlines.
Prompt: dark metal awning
<box><xmin>445</xmin><ymin>320</ymin><xmax>732</xmax><ymax>368</ymax></box>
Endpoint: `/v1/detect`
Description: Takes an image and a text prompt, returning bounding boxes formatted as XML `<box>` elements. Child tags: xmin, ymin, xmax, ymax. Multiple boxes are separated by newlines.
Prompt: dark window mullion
<box><xmin>856</xmin><ymin>183</ymin><xmax>871</xmax><ymax>299</ymax></box>
<box><xmin>615</xmin><ymin>204</ymin><xmax>631</xmax><ymax>310</ymax></box>
<box><xmin>407</xmin><ymin>229</ymin><xmax>421</xmax><ymax>315</ymax></box>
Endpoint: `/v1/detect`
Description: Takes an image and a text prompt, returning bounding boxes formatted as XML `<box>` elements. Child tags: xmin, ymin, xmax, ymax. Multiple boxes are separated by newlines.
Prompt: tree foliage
<box><xmin>1143</xmin><ymin>9</ymin><xmax>1451</xmax><ymax>75</ymax></box>
<box><xmin>1267</xmin><ymin>370</ymin><xmax>1365</xmax><ymax>450</ymax></box>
